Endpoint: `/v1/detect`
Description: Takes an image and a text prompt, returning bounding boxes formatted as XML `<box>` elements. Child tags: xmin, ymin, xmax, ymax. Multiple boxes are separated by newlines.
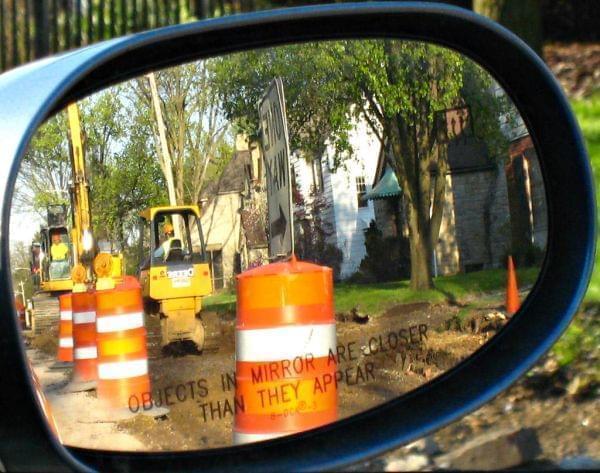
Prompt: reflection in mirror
<box><xmin>9</xmin><ymin>39</ymin><xmax>547</xmax><ymax>451</ymax></box>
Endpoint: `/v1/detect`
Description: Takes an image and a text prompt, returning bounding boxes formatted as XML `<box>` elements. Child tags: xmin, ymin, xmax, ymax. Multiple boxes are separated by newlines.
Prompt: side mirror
<box><xmin>0</xmin><ymin>3</ymin><xmax>594</xmax><ymax>471</ymax></box>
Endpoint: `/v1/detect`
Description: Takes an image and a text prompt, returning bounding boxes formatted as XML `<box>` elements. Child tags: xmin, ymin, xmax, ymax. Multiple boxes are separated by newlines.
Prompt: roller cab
<box><xmin>138</xmin><ymin>205</ymin><xmax>213</xmax><ymax>350</ymax></box>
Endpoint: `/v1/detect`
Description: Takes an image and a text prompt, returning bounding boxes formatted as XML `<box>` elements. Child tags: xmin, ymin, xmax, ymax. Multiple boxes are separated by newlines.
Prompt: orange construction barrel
<box><xmin>95</xmin><ymin>276</ymin><xmax>150</xmax><ymax>409</ymax></box>
<box><xmin>71</xmin><ymin>289</ymin><xmax>98</xmax><ymax>387</ymax></box>
<box><xmin>57</xmin><ymin>293</ymin><xmax>73</xmax><ymax>362</ymax></box>
<box><xmin>234</xmin><ymin>256</ymin><xmax>338</xmax><ymax>444</ymax></box>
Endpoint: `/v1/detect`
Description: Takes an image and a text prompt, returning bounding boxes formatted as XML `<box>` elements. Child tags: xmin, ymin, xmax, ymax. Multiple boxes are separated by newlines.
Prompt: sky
<box><xmin>9</xmin><ymin>210</ymin><xmax>42</xmax><ymax>245</ymax></box>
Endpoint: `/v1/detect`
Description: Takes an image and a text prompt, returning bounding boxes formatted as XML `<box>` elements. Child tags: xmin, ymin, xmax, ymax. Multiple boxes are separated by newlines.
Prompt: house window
<box><xmin>312</xmin><ymin>158</ymin><xmax>324</xmax><ymax>193</ymax></box>
<box><xmin>356</xmin><ymin>176</ymin><xmax>368</xmax><ymax>208</ymax></box>
<box><xmin>208</xmin><ymin>249</ymin><xmax>224</xmax><ymax>290</ymax></box>
<box><xmin>234</xmin><ymin>252</ymin><xmax>242</xmax><ymax>275</ymax></box>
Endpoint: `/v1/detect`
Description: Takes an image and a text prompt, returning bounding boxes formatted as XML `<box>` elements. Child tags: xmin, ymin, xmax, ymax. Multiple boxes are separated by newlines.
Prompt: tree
<box><xmin>212</xmin><ymin>39</ymin><xmax>509</xmax><ymax>289</ymax></box>
<box><xmin>293</xmin><ymin>184</ymin><xmax>344</xmax><ymax>280</ymax></box>
<box><xmin>131</xmin><ymin>62</ymin><xmax>233</xmax><ymax>206</ymax></box>
<box><xmin>10</xmin><ymin>240</ymin><xmax>34</xmax><ymax>301</ymax></box>
<box><xmin>210</xmin><ymin>46</ymin><xmax>352</xmax><ymax>161</ymax></box>
<box><xmin>14</xmin><ymin>86</ymin><xmax>168</xmax><ymax>258</ymax></box>
<box><xmin>85</xmin><ymin>90</ymin><xmax>167</xmax><ymax>247</ymax></box>
<box><xmin>348</xmin><ymin>41</ymin><xmax>511</xmax><ymax>289</ymax></box>
<box><xmin>14</xmin><ymin>112</ymin><xmax>71</xmax><ymax>218</ymax></box>
<box><xmin>474</xmin><ymin>0</ymin><xmax>542</xmax><ymax>55</ymax></box>
<box><xmin>341</xmin><ymin>41</ymin><xmax>466</xmax><ymax>289</ymax></box>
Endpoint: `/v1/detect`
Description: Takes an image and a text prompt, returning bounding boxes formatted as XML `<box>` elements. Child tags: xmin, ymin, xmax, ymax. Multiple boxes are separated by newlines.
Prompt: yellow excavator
<box><xmin>138</xmin><ymin>205</ymin><xmax>215</xmax><ymax>353</ymax></box>
<box><xmin>30</xmin><ymin>103</ymin><xmax>123</xmax><ymax>334</ymax></box>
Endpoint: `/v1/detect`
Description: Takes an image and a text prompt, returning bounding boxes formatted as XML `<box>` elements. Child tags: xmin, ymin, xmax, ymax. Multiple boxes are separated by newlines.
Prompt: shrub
<box><xmin>294</xmin><ymin>191</ymin><xmax>343</xmax><ymax>279</ymax></box>
<box><xmin>502</xmin><ymin>241</ymin><xmax>545</xmax><ymax>268</ymax></box>
<box><xmin>346</xmin><ymin>270</ymin><xmax>376</xmax><ymax>284</ymax></box>
<box><xmin>359</xmin><ymin>220</ymin><xmax>410</xmax><ymax>282</ymax></box>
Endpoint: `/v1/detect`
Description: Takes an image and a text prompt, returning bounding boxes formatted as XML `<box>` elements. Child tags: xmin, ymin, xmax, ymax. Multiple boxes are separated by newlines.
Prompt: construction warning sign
<box><xmin>259</xmin><ymin>78</ymin><xmax>294</xmax><ymax>259</ymax></box>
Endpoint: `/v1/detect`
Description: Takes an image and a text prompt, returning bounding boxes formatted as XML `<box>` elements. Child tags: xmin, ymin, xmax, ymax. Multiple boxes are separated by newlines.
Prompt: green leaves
<box><xmin>17</xmin><ymin>61</ymin><xmax>234</xmax><ymax>252</ymax></box>
<box><xmin>210</xmin><ymin>41</ymin><xmax>352</xmax><ymax>162</ymax></box>
<box><xmin>16</xmin><ymin>85</ymin><xmax>168</xmax><ymax>249</ymax></box>
<box><xmin>210</xmin><ymin>39</ymin><xmax>511</xmax><ymax>290</ymax></box>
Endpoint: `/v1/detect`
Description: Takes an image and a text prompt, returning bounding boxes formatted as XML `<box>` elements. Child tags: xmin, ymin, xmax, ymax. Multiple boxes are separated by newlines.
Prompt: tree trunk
<box><xmin>474</xmin><ymin>0</ymin><xmax>542</xmax><ymax>55</ymax></box>
<box><xmin>32</xmin><ymin>0</ymin><xmax>50</xmax><ymax>59</ymax></box>
<box><xmin>147</xmin><ymin>72</ymin><xmax>177</xmax><ymax>206</ymax></box>
<box><xmin>407</xmin><ymin>201</ymin><xmax>434</xmax><ymax>290</ymax></box>
<box><xmin>388</xmin><ymin>123</ymin><xmax>437</xmax><ymax>291</ymax></box>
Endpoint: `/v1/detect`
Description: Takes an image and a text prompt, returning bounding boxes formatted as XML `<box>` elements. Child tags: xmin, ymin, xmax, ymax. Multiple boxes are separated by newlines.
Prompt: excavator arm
<box><xmin>66</xmin><ymin>103</ymin><xmax>94</xmax><ymax>280</ymax></box>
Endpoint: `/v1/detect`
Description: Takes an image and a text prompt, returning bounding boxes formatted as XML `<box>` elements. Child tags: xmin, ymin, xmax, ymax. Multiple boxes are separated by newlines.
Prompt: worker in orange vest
<box><xmin>153</xmin><ymin>223</ymin><xmax>176</xmax><ymax>261</ymax></box>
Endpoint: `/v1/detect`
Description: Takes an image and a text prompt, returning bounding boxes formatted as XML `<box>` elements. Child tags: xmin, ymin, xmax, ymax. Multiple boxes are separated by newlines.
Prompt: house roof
<box><xmin>365</xmin><ymin>166</ymin><xmax>402</xmax><ymax>200</ymax></box>
<box><xmin>369</xmin><ymin>134</ymin><xmax>493</xmax><ymax>197</ymax></box>
<box><xmin>201</xmin><ymin>150</ymin><xmax>250</xmax><ymax>198</ymax></box>
<box><xmin>447</xmin><ymin>135</ymin><xmax>491</xmax><ymax>172</ymax></box>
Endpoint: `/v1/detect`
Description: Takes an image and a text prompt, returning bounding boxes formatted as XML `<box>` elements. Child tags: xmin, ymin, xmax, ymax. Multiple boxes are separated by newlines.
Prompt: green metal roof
<box><xmin>365</xmin><ymin>166</ymin><xmax>402</xmax><ymax>200</ymax></box>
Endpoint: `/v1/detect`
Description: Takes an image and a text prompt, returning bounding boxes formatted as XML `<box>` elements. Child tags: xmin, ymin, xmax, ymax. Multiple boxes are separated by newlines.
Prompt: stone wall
<box><xmin>525</xmin><ymin>148</ymin><xmax>548</xmax><ymax>251</ymax></box>
<box><xmin>435</xmin><ymin>175</ymin><xmax>460</xmax><ymax>275</ymax></box>
<box><xmin>373</xmin><ymin>164</ymin><xmax>511</xmax><ymax>277</ymax></box>
<box><xmin>449</xmin><ymin>165</ymin><xmax>511</xmax><ymax>272</ymax></box>
<box><xmin>374</xmin><ymin>198</ymin><xmax>400</xmax><ymax>239</ymax></box>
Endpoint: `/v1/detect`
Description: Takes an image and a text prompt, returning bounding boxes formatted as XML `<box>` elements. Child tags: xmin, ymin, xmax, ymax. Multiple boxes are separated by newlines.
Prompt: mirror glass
<box><xmin>9</xmin><ymin>38</ymin><xmax>547</xmax><ymax>452</ymax></box>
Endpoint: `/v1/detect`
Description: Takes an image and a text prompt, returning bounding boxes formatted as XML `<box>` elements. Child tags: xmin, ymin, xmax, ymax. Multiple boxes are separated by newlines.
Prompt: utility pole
<box><xmin>147</xmin><ymin>72</ymin><xmax>178</xmax><ymax>207</ymax></box>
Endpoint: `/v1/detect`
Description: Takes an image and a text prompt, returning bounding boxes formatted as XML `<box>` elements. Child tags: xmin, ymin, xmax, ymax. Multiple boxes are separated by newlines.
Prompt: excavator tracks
<box><xmin>31</xmin><ymin>293</ymin><xmax>60</xmax><ymax>336</ymax></box>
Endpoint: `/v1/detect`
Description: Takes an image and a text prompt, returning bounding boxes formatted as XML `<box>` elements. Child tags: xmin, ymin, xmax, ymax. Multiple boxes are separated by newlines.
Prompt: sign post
<box><xmin>259</xmin><ymin>78</ymin><xmax>294</xmax><ymax>260</ymax></box>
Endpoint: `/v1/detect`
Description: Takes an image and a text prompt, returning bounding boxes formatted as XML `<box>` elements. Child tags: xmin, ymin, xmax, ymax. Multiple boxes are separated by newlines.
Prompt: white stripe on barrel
<box><xmin>73</xmin><ymin>310</ymin><xmax>96</xmax><ymax>325</ymax></box>
<box><xmin>60</xmin><ymin>310</ymin><xmax>72</xmax><ymax>321</ymax></box>
<box><xmin>233</xmin><ymin>431</ymin><xmax>283</xmax><ymax>444</ymax></box>
<box><xmin>74</xmin><ymin>346</ymin><xmax>97</xmax><ymax>360</ymax></box>
<box><xmin>98</xmin><ymin>359</ymin><xmax>148</xmax><ymax>380</ymax></box>
<box><xmin>59</xmin><ymin>338</ymin><xmax>74</xmax><ymax>348</ymax></box>
<box><xmin>96</xmin><ymin>312</ymin><xmax>144</xmax><ymax>333</ymax></box>
<box><xmin>236</xmin><ymin>323</ymin><xmax>336</xmax><ymax>362</ymax></box>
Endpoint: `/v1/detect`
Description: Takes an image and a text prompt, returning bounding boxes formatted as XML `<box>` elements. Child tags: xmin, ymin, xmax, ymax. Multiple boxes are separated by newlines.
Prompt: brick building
<box><xmin>368</xmin><ymin>134</ymin><xmax>512</xmax><ymax>276</ymax></box>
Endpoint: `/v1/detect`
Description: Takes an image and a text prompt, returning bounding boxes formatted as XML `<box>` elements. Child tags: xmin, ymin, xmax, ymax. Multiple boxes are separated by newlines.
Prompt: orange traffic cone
<box><xmin>506</xmin><ymin>255</ymin><xmax>520</xmax><ymax>315</ymax></box>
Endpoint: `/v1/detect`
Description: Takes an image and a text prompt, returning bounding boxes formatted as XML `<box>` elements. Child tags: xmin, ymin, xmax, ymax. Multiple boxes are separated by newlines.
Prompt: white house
<box><xmin>199</xmin><ymin>137</ymin><xmax>268</xmax><ymax>289</ymax></box>
<box><xmin>291</xmin><ymin>119</ymin><xmax>381</xmax><ymax>279</ymax></box>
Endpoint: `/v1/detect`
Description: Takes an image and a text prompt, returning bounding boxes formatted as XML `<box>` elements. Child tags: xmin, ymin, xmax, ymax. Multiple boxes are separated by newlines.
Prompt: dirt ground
<box><xmin>29</xmin><ymin>295</ymin><xmax>510</xmax><ymax>453</ymax></box>
<box><xmin>543</xmin><ymin>42</ymin><xmax>600</xmax><ymax>99</ymax></box>
<box><xmin>430</xmin><ymin>378</ymin><xmax>599</xmax><ymax>465</ymax></box>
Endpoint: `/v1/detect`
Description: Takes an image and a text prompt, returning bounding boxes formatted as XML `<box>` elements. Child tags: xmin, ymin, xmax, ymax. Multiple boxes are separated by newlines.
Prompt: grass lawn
<box><xmin>203</xmin><ymin>266</ymin><xmax>540</xmax><ymax>316</ymax></box>
<box><xmin>202</xmin><ymin>291</ymin><xmax>237</xmax><ymax>314</ymax></box>
<box><xmin>335</xmin><ymin>267</ymin><xmax>540</xmax><ymax>315</ymax></box>
<box><xmin>550</xmin><ymin>93</ymin><xmax>600</xmax><ymax>365</ymax></box>
<box><xmin>572</xmin><ymin>93</ymin><xmax>600</xmax><ymax>302</ymax></box>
